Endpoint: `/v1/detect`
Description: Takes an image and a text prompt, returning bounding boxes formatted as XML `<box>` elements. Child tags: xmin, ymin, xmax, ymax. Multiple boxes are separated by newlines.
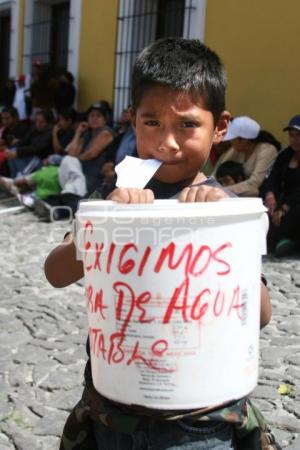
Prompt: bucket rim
<box><xmin>76</xmin><ymin>197</ymin><xmax>267</xmax><ymax>218</ymax></box>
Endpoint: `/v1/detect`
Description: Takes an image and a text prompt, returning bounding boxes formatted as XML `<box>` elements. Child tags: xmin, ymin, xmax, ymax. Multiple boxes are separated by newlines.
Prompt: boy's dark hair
<box><xmin>131</xmin><ymin>37</ymin><xmax>227</xmax><ymax>122</ymax></box>
<box><xmin>216</xmin><ymin>161</ymin><xmax>245</xmax><ymax>183</ymax></box>
<box><xmin>2</xmin><ymin>106</ymin><xmax>19</xmax><ymax>119</ymax></box>
<box><xmin>59</xmin><ymin>108</ymin><xmax>77</xmax><ymax>123</ymax></box>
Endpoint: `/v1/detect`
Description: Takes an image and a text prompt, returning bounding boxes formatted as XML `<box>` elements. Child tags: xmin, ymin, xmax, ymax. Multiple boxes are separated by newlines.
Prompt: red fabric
<box><xmin>210</xmin><ymin>147</ymin><xmax>217</xmax><ymax>165</ymax></box>
<box><xmin>0</xmin><ymin>151</ymin><xmax>7</xmax><ymax>166</ymax></box>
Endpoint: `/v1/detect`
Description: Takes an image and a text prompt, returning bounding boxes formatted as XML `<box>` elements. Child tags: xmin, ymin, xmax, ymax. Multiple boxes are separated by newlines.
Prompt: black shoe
<box><xmin>34</xmin><ymin>198</ymin><xmax>52</xmax><ymax>221</ymax></box>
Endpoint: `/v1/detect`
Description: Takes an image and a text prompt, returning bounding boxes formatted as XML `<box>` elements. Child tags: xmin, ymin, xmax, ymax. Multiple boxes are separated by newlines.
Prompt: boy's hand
<box><xmin>179</xmin><ymin>185</ymin><xmax>228</xmax><ymax>202</ymax></box>
<box><xmin>179</xmin><ymin>185</ymin><xmax>229</xmax><ymax>203</ymax></box>
<box><xmin>107</xmin><ymin>188</ymin><xmax>154</xmax><ymax>203</ymax></box>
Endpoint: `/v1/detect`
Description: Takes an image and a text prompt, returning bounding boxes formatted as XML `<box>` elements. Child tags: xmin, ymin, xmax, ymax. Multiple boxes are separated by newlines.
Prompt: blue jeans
<box><xmin>8</xmin><ymin>156</ymin><xmax>42</xmax><ymax>178</ymax></box>
<box><xmin>93</xmin><ymin>418</ymin><xmax>236</xmax><ymax>449</ymax></box>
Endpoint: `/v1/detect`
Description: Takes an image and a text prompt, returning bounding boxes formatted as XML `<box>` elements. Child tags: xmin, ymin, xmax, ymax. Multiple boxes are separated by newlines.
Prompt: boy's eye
<box><xmin>182</xmin><ymin>121</ymin><xmax>198</xmax><ymax>128</ymax></box>
<box><xmin>144</xmin><ymin>120</ymin><xmax>159</xmax><ymax>126</ymax></box>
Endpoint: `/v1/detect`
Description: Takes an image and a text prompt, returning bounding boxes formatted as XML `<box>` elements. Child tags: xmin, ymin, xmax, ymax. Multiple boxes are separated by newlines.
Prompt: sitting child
<box><xmin>216</xmin><ymin>160</ymin><xmax>245</xmax><ymax>187</ymax></box>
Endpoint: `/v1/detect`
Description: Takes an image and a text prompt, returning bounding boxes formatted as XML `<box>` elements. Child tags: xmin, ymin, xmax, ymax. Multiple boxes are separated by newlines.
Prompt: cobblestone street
<box><xmin>0</xmin><ymin>210</ymin><xmax>299</xmax><ymax>449</ymax></box>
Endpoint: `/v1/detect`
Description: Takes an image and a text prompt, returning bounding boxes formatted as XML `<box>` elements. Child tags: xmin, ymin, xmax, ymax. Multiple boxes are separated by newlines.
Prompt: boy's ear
<box><xmin>213</xmin><ymin>111</ymin><xmax>231</xmax><ymax>144</ymax></box>
<box><xmin>128</xmin><ymin>106</ymin><xmax>137</xmax><ymax>129</ymax></box>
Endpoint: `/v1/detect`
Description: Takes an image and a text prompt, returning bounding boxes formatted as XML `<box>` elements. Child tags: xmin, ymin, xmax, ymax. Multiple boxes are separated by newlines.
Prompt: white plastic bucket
<box><xmin>75</xmin><ymin>198</ymin><xmax>268</xmax><ymax>409</ymax></box>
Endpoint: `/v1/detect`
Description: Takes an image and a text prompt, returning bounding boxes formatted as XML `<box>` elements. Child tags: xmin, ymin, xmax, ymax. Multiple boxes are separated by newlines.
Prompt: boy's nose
<box><xmin>157</xmin><ymin>133</ymin><xmax>180</xmax><ymax>155</ymax></box>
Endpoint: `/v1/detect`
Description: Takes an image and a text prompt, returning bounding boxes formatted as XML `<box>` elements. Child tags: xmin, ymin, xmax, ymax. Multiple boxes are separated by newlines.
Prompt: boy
<box><xmin>45</xmin><ymin>38</ymin><xmax>275</xmax><ymax>449</ymax></box>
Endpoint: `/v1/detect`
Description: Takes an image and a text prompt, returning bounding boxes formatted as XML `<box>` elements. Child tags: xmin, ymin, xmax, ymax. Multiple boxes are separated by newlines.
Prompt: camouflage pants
<box><xmin>93</xmin><ymin>418</ymin><xmax>235</xmax><ymax>449</ymax></box>
<box><xmin>59</xmin><ymin>367</ymin><xmax>280</xmax><ymax>450</ymax></box>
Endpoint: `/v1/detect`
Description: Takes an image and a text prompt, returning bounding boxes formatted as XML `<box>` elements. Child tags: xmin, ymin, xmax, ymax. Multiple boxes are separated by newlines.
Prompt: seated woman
<box><xmin>212</xmin><ymin>116</ymin><xmax>280</xmax><ymax>196</ymax></box>
<box><xmin>264</xmin><ymin>115</ymin><xmax>300</xmax><ymax>256</ymax></box>
<box><xmin>5</xmin><ymin>109</ymin><xmax>54</xmax><ymax>178</ymax></box>
<box><xmin>66</xmin><ymin>102</ymin><xmax>114</xmax><ymax>194</ymax></box>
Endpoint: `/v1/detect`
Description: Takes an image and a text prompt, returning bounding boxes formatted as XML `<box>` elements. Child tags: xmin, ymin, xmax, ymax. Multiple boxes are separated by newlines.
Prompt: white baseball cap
<box><xmin>223</xmin><ymin>116</ymin><xmax>261</xmax><ymax>141</ymax></box>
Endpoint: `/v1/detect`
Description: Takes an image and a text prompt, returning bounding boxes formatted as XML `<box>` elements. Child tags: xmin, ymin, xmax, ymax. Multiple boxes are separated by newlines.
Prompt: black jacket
<box><xmin>15</xmin><ymin>127</ymin><xmax>53</xmax><ymax>159</ymax></box>
<box><xmin>264</xmin><ymin>147</ymin><xmax>300</xmax><ymax>207</ymax></box>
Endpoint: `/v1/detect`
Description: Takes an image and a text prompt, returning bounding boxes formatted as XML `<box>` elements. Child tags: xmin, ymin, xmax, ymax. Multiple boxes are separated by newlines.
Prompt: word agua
<box><xmin>84</xmin><ymin>221</ymin><xmax>243</xmax><ymax>371</ymax></box>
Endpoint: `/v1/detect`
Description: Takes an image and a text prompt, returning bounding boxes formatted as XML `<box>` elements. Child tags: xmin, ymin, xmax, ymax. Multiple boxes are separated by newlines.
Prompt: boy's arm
<box><xmin>45</xmin><ymin>188</ymin><xmax>154</xmax><ymax>289</ymax></box>
<box><xmin>44</xmin><ymin>233</ymin><xmax>84</xmax><ymax>288</ymax></box>
<box><xmin>260</xmin><ymin>282</ymin><xmax>271</xmax><ymax>329</ymax></box>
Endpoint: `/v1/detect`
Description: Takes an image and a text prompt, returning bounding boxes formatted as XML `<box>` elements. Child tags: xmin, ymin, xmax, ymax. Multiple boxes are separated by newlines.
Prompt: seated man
<box><xmin>0</xmin><ymin>106</ymin><xmax>28</xmax><ymax>148</ymax></box>
<box><xmin>5</xmin><ymin>109</ymin><xmax>54</xmax><ymax>178</ymax></box>
<box><xmin>0</xmin><ymin>106</ymin><xmax>28</xmax><ymax>176</ymax></box>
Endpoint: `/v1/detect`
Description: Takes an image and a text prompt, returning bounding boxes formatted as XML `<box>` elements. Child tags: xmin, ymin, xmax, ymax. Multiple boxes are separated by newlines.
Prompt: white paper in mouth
<box><xmin>115</xmin><ymin>156</ymin><xmax>162</xmax><ymax>189</ymax></box>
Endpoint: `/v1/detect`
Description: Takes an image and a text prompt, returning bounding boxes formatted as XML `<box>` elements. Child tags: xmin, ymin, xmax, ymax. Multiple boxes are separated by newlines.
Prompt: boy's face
<box><xmin>130</xmin><ymin>85</ymin><xmax>229</xmax><ymax>185</ymax></box>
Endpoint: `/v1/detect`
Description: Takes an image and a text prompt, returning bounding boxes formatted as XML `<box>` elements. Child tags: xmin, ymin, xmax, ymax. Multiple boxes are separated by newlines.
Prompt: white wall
<box><xmin>68</xmin><ymin>0</ymin><xmax>82</xmax><ymax>83</ymax></box>
<box><xmin>183</xmin><ymin>0</ymin><xmax>206</xmax><ymax>40</ymax></box>
<box><xmin>0</xmin><ymin>0</ymin><xmax>21</xmax><ymax>77</ymax></box>
<box><xmin>23</xmin><ymin>0</ymin><xmax>81</xmax><ymax>81</ymax></box>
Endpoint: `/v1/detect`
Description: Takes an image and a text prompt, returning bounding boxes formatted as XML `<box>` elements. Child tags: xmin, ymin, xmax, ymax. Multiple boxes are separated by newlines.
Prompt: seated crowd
<box><xmin>0</xmin><ymin>102</ymin><xmax>299</xmax><ymax>258</ymax></box>
<box><xmin>208</xmin><ymin>115</ymin><xmax>300</xmax><ymax>257</ymax></box>
<box><xmin>0</xmin><ymin>101</ymin><xmax>134</xmax><ymax>214</ymax></box>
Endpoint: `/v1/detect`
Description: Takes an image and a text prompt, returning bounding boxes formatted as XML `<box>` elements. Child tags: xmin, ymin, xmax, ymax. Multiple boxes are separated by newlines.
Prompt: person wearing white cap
<box><xmin>212</xmin><ymin>116</ymin><xmax>280</xmax><ymax>196</ymax></box>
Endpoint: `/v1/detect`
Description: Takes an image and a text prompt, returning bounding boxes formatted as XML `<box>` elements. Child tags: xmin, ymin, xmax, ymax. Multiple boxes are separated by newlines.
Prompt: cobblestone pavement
<box><xmin>0</xmin><ymin>211</ymin><xmax>299</xmax><ymax>449</ymax></box>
